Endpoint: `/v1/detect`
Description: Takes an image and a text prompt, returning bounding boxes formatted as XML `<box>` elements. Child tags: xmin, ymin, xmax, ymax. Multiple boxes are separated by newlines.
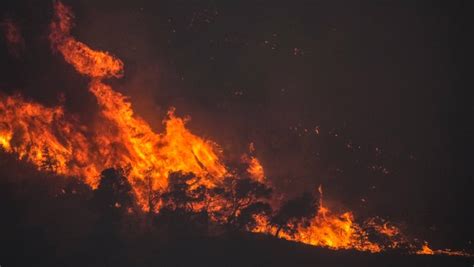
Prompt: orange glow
<box><xmin>286</xmin><ymin>185</ymin><xmax>382</xmax><ymax>252</ymax></box>
<box><xmin>416</xmin><ymin>242</ymin><xmax>471</xmax><ymax>257</ymax></box>
<box><xmin>49</xmin><ymin>0</ymin><xmax>228</xmax><ymax>208</ymax></box>
<box><xmin>378</xmin><ymin>223</ymin><xmax>399</xmax><ymax>237</ymax></box>
<box><xmin>0</xmin><ymin>94</ymin><xmax>100</xmax><ymax>183</ymax></box>
<box><xmin>417</xmin><ymin>242</ymin><xmax>435</xmax><ymax>255</ymax></box>
<box><xmin>279</xmin><ymin>186</ymin><xmax>381</xmax><ymax>252</ymax></box>
<box><xmin>241</xmin><ymin>143</ymin><xmax>265</xmax><ymax>183</ymax></box>
<box><xmin>250</xmin><ymin>186</ymin><xmax>381</xmax><ymax>252</ymax></box>
<box><xmin>289</xmin><ymin>211</ymin><xmax>382</xmax><ymax>252</ymax></box>
<box><xmin>251</xmin><ymin>186</ymin><xmax>472</xmax><ymax>255</ymax></box>
<box><xmin>247</xmin><ymin>156</ymin><xmax>265</xmax><ymax>182</ymax></box>
<box><xmin>49</xmin><ymin>1</ymin><xmax>123</xmax><ymax>78</ymax></box>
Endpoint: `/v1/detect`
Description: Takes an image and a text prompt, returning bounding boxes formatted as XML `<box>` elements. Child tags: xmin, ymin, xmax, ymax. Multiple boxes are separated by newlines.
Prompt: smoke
<box><xmin>0</xmin><ymin>17</ymin><xmax>24</xmax><ymax>57</ymax></box>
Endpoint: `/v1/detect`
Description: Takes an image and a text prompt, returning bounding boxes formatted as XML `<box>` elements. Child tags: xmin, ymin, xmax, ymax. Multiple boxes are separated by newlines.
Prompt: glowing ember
<box><xmin>417</xmin><ymin>242</ymin><xmax>435</xmax><ymax>255</ymax></box>
<box><xmin>416</xmin><ymin>242</ymin><xmax>471</xmax><ymax>257</ymax></box>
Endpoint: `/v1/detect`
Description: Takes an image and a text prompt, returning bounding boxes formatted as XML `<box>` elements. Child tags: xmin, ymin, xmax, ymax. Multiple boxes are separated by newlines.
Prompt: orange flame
<box><xmin>417</xmin><ymin>242</ymin><xmax>435</xmax><ymax>255</ymax></box>
<box><xmin>241</xmin><ymin>143</ymin><xmax>266</xmax><ymax>183</ymax></box>
<box><xmin>416</xmin><ymin>242</ymin><xmax>471</xmax><ymax>257</ymax></box>
<box><xmin>0</xmin><ymin>1</ymin><xmax>228</xmax><ymax>210</ymax></box>
<box><xmin>0</xmin><ymin>94</ymin><xmax>99</xmax><ymax>182</ymax></box>
<box><xmin>251</xmin><ymin>186</ymin><xmax>471</xmax><ymax>255</ymax></box>
<box><xmin>246</xmin><ymin>156</ymin><xmax>265</xmax><ymax>182</ymax></box>
<box><xmin>282</xmin><ymin>186</ymin><xmax>381</xmax><ymax>252</ymax></box>
<box><xmin>49</xmin><ymin>1</ymin><xmax>123</xmax><ymax>78</ymax></box>
<box><xmin>49</xmin><ymin>0</ymin><xmax>229</xmax><ymax>208</ymax></box>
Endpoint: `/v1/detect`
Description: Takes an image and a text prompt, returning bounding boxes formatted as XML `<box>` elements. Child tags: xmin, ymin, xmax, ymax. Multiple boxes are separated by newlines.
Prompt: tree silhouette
<box><xmin>271</xmin><ymin>192</ymin><xmax>316</xmax><ymax>237</ymax></box>
<box><xmin>153</xmin><ymin>171</ymin><xmax>209</xmax><ymax>236</ymax></box>
<box><xmin>133</xmin><ymin>168</ymin><xmax>161</xmax><ymax>218</ymax></box>
<box><xmin>92</xmin><ymin>168</ymin><xmax>134</xmax><ymax>219</ymax></box>
<box><xmin>216</xmin><ymin>176</ymin><xmax>273</xmax><ymax>231</ymax></box>
<box><xmin>145</xmin><ymin>172</ymin><xmax>161</xmax><ymax>216</ymax></box>
<box><xmin>161</xmin><ymin>171</ymin><xmax>206</xmax><ymax>212</ymax></box>
<box><xmin>235</xmin><ymin>201</ymin><xmax>272</xmax><ymax>231</ymax></box>
<box><xmin>88</xmin><ymin>168</ymin><xmax>135</xmax><ymax>263</ymax></box>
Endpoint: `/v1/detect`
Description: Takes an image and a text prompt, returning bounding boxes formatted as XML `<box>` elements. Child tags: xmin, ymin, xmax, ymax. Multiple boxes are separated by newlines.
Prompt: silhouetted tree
<box><xmin>92</xmin><ymin>168</ymin><xmax>134</xmax><ymax>220</ymax></box>
<box><xmin>61</xmin><ymin>177</ymin><xmax>91</xmax><ymax>196</ymax></box>
<box><xmin>133</xmin><ymin>168</ymin><xmax>161</xmax><ymax>217</ymax></box>
<box><xmin>161</xmin><ymin>171</ymin><xmax>206</xmax><ymax>212</ymax></box>
<box><xmin>155</xmin><ymin>171</ymin><xmax>209</xmax><ymax>237</ymax></box>
<box><xmin>216</xmin><ymin>177</ymin><xmax>273</xmax><ymax>231</ymax></box>
<box><xmin>89</xmin><ymin>168</ymin><xmax>136</xmax><ymax>259</ymax></box>
<box><xmin>145</xmin><ymin>174</ymin><xmax>161</xmax><ymax>216</ymax></box>
<box><xmin>236</xmin><ymin>201</ymin><xmax>272</xmax><ymax>231</ymax></box>
<box><xmin>271</xmin><ymin>192</ymin><xmax>316</xmax><ymax>237</ymax></box>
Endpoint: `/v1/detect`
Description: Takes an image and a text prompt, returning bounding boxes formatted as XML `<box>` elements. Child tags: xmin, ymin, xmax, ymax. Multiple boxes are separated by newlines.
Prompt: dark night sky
<box><xmin>1</xmin><ymin>0</ymin><xmax>472</xmax><ymax>248</ymax></box>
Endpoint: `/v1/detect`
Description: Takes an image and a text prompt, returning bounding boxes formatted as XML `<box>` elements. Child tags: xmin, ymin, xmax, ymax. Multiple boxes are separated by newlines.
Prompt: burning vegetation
<box><xmin>0</xmin><ymin>1</ymin><xmax>471</xmax><ymax>259</ymax></box>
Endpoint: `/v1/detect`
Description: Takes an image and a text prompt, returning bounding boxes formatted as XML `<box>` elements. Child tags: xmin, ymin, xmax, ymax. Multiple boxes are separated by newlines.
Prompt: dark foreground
<box><xmin>0</xmin><ymin>154</ymin><xmax>472</xmax><ymax>267</ymax></box>
<box><xmin>1</xmin><ymin>233</ymin><xmax>473</xmax><ymax>267</ymax></box>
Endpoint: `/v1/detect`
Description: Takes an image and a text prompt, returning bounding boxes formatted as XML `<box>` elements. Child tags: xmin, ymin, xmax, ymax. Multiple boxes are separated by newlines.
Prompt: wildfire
<box><xmin>417</xmin><ymin>242</ymin><xmax>435</xmax><ymax>255</ymax></box>
<box><xmin>49</xmin><ymin>0</ymin><xmax>231</xmax><ymax>207</ymax></box>
<box><xmin>252</xmin><ymin>186</ymin><xmax>382</xmax><ymax>252</ymax></box>
<box><xmin>246</xmin><ymin>156</ymin><xmax>265</xmax><ymax>182</ymax></box>
<box><xmin>49</xmin><ymin>1</ymin><xmax>124</xmax><ymax>79</ymax></box>
<box><xmin>0</xmin><ymin>93</ymin><xmax>99</xmax><ymax>182</ymax></box>
<box><xmin>1</xmin><ymin>1</ymin><xmax>228</xmax><ymax>209</ymax></box>
<box><xmin>251</xmin><ymin>186</ymin><xmax>471</xmax><ymax>256</ymax></box>
<box><xmin>286</xmin><ymin>186</ymin><xmax>381</xmax><ymax>252</ymax></box>
<box><xmin>242</xmin><ymin>143</ymin><xmax>266</xmax><ymax>183</ymax></box>
<box><xmin>0</xmin><ymin>1</ymin><xmax>471</xmax><ymax>258</ymax></box>
<box><xmin>416</xmin><ymin>242</ymin><xmax>471</xmax><ymax>257</ymax></box>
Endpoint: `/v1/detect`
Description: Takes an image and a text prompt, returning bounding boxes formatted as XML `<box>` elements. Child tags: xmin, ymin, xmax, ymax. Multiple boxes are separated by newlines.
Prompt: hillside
<box><xmin>0</xmin><ymin>153</ymin><xmax>472</xmax><ymax>267</ymax></box>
